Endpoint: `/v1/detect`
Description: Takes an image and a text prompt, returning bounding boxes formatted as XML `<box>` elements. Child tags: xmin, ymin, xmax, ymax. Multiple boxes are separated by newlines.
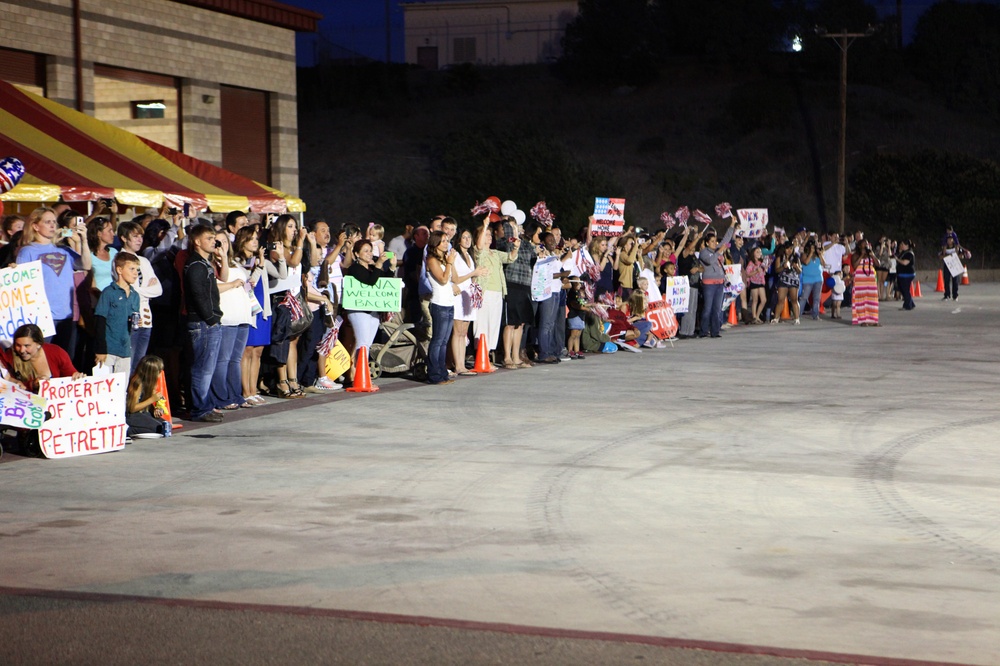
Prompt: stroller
<box><xmin>368</xmin><ymin>313</ymin><xmax>429</xmax><ymax>382</ymax></box>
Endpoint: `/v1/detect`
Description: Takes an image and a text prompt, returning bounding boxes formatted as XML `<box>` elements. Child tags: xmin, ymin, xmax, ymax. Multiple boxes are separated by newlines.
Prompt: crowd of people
<box><xmin>0</xmin><ymin>200</ymin><xmax>971</xmax><ymax>451</ymax></box>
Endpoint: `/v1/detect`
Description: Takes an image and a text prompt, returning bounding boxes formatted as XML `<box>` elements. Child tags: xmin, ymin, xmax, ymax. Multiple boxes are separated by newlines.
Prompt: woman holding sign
<box><xmin>16</xmin><ymin>208</ymin><xmax>92</xmax><ymax>354</ymax></box>
<box><xmin>343</xmin><ymin>239</ymin><xmax>396</xmax><ymax>384</ymax></box>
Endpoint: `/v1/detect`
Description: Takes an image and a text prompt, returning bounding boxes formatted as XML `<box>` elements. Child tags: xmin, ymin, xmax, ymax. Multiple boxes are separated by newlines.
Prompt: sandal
<box><xmin>287</xmin><ymin>379</ymin><xmax>306</xmax><ymax>397</ymax></box>
<box><xmin>503</xmin><ymin>362</ymin><xmax>518</xmax><ymax>370</ymax></box>
<box><xmin>275</xmin><ymin>380</ymin><xmax>298</xmax><ymax>399</ymax></box>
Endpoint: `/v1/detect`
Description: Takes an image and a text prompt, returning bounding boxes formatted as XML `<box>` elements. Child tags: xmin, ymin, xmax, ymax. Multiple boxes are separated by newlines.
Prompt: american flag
<box><xmin>692</xmin><ymin>209</ymin><xmax>713</xmax><ymax>225</ymax></box>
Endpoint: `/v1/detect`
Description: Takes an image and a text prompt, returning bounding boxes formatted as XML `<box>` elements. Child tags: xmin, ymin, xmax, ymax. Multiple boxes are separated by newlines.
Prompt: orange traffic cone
<box><xmin>472</xmin><ymin>334</ymin><xmax>495</xmax><ymax>373</ymax></box>
<box><xmin>781</xmin><ymin>299</ymin><xmax>791</xmax><ymax>320</ymax></box>
<box><xmin>346</xmin><ymin>346</ymin><xmax>379</xmax><ymax>393</ymax></box>
<box><xmin>962</xmin><ymin>269</ymin><xmax>970</xmax><ymax>286</ymax></box>
<box><xmin>727</xmin><ymin>301</ymin><xmax>738</xmax><ymax>326</ymax></box>
<box><xmin>912</xmin><ymin>278</ymin><xmax>923</xmax><ymax>298</ymax></box>
<box><xmin>935</xmin><ymin>270</ymin><xmax>945</xmax><ymax>292</ymax></box>
<box><xmin>155</xmin><ymin>370</ymin><xmax>183</xmax><ymax>431</ymax></box>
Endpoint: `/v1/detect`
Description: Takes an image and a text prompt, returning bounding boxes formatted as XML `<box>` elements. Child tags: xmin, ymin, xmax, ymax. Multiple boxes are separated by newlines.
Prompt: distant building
<box><xmin>0</xmin><ymin>0</ymin><xmax>320</xmax><ymax>194</ymax></box>
<box><xmin>402</xmin><ymin>0</ymin><xmax>578</xmax><ymax>69</ymax></box>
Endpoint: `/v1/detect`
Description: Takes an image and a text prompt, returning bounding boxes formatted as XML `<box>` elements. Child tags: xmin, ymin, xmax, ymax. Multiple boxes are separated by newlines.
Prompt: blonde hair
<box><xmin>19</xmin><ymin>207</ymin><xmax>57</xmax><ymax>247</ymax></box>
<box><xmin>367</xmin><ymin>223</ymin><xmax>384</xmax><ymax>240</ymax></box>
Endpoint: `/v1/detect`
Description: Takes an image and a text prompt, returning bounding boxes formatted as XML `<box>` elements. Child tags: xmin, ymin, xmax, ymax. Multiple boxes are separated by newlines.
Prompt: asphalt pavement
<box><xmin>1</xmin><ymin>285</ymin><xmax>998</xmax><ymax>666</ymax></box>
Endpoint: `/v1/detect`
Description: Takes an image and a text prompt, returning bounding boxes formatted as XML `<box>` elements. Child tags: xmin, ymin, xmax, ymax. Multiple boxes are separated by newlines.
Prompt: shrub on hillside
<box><xmin>373</xmin><ymin>125</ymin><xmax>619</xmax><ymax>236</ymax></box>
<box><xmin>847</xmin><ymin>151</ymin><xmax>1000</xmax><ymax>266</ymax></box>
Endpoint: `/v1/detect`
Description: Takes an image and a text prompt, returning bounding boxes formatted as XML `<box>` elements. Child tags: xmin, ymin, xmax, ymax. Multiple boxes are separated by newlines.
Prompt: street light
<box><xmin>815</xmin><ymin>24</ymin><xmax>878</xmax><ymax>234</ymax></box>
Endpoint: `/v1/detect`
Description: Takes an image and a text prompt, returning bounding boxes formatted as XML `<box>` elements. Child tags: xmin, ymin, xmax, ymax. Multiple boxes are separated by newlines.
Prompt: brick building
<box><xmin>402</xmin><ymin>0</ymin><xmax>578</xmax><ymax>69</ymax></box>
<box><xmin>0</xmin><ymin>0</ymin><xmax>319</xmax><ymax>196</ymax></box>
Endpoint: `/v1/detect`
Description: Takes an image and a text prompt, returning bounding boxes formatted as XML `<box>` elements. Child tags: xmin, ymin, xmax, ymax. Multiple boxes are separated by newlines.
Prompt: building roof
<box><xmin>172</xmin><ymin>0</ymin><xmax>322</xmax><ymax>33</ymax></box>
<box><xmin>0</xmin><ymin>80</ymin><xmax>305</xmax><ymax>213</ymax></box>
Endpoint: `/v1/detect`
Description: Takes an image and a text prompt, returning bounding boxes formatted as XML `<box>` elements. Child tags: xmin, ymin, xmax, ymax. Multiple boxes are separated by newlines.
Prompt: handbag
<box><xmin>282</xmin><ymin>288</ymin><xmax>314</xmax><ymax>338</ymax></box>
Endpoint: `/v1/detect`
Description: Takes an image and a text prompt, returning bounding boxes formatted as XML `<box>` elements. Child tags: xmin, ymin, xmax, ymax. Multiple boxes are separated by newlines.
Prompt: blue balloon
<box><xmin>824</xmin><ymin>276</ymin><xmax>836</xmax><ymax>289</ymax></box>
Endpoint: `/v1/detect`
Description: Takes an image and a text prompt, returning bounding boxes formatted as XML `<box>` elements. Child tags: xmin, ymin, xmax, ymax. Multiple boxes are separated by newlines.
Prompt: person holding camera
<box><xmin>895</xmin><ymin>239</ymin><xmax>916</xmax><ymax>311</ymax></box>
<box><xmin>851</xmin><ymin>239</ymin><xmax>881</xmax><ymax>326</ymax></box>
<box><xmin>17</xmin><ymin>207</ymin><xmax>92</xmax><ymax>354</ymax></box>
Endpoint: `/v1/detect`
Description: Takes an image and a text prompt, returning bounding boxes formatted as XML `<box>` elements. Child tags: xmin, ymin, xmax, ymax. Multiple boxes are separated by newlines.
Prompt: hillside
<box><xmin>297</xmin><ymin>60</ymin><xmax>1000</xmax><ymax>247</ymax></box>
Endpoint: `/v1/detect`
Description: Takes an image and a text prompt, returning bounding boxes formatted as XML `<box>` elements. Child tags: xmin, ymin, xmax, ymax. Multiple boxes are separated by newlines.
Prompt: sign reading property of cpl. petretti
<box><xmin>341</xmin><ymin>277</ymin><xmax>402</xmax><ymax>312</ymax></box>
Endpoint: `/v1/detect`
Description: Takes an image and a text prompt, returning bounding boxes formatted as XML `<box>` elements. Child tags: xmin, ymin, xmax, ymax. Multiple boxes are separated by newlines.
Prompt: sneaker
<box><xmin>193</xmin><ymin>412</ymin><xmax>224</xmax><ymax>423</ymax></box>
<box><xmin>559</xmin><ymin>351</ymin><xmax>571</xmax><ymax>361</ymax></box>
<box><xmin>942</xmin><ymin>295</ymin><xmax>951</xmax><ymax>300</ymax></box>
<box><xmin>793</xmin><ymin>319</ymin><xmax>800</xmax><ymax>325</ymax></box>
<box><xmin>309</xmin><ymin>377</ymin><xmax>343</xmax><ymax>392</ymax></box>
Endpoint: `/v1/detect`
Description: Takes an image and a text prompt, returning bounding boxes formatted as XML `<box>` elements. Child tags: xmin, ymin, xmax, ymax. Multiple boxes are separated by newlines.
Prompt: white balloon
<box><xmin>513</xmin><ymin>209</ymin><xmax>526</xmax><ymax>225</ymax></box>
<box><xmin>500</xmin><ymin>200</ymin><xmax>517</xmax><ymax>216</ymax></box>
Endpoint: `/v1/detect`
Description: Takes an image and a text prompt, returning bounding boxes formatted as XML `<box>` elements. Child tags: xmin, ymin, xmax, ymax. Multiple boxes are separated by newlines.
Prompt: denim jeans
<box><xmin>130</xmin><ymin>327</ymin><xmax>152</xmax><ymax>374</ymax></box>
<box><xmin>633</xmin><ymin>319</ymin><xmax>653</xmax><ymax>346</ymax></box>
<box><xmin>799</xmin><ymin>281</ymin><xmax>823</xmax><ymax>319</ymax></box>
<box><xmin>212</xmin><ymin>324</ymin><xmax>249</xmax><ymax>408</ymax></box>
<box><xmin>187</xmin><ymin>321</ymin><xmax>223</xmax><ymax>418</ymax></box>
<box><xmin>897</xmin><ymin>275</ymin><xmax>914</xmax><ymax>310</ymax></box>
<box><xmin>536</xmin><ymin>294</ymin><xmax>560</xmax><ymax>360</ymax></box>
<box><xmin>428</xmin><ymin>303</ymin><xmax>454</xmax><ymax>383</ymax></box>
<box><xmin>700</xmin><ymin>283</ymin><xmax>725</xmax><ymax>337</ymax></box>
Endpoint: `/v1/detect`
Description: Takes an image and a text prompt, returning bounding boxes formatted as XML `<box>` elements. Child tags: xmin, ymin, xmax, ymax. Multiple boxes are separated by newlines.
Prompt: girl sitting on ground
<box><xmin>126</xmin><ymin>355</ymin><xmax>168</xmax><ymax>436</ymax></box>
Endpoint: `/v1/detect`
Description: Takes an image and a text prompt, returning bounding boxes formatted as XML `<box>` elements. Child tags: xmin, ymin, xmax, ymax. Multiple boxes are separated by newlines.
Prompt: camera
<box><xmin>268</xmin><ymin>242</ymin><xmax>278</xmax><ymax>252</ymax></box>
<box><xmin>59</xmin><ymin>228</ymin><xmax>74</xmax><ymax>239</ymax></box>
<box><xmin>101</xmin><ymin>198</ymin><xmax>115</xmax><ymax>207</ymax></box>
<box><xmin>167</xmin><ymin>207</ymin><xmax>179</xmax><ymax>216</ymax></box>
<box><xmin>214</xmin><ymin>240</ymin><xmax>222</xmax><ymax>249</ymax></box>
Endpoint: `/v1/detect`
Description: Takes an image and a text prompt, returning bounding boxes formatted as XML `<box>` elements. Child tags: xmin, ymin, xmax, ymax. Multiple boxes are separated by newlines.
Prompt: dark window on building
<box><xmin>453</xmin><ymin>37</ymin><xmax>476</xmax><ymax>64</ymax></box>
<box><xmin>220</xmin><ymin>85</ymin><xmax>270</xmax><ymax>185</ymax></box>
<box><xmin>0</xmin><ymin>47</ymin><xmax>45</xmax><ymax>90</ymax></box>
<box><xmin>417</xmin><ymin>46</ymin><xmax>439</xmax><ymax>70</ymax></box>
<box><xmin>132</xmin><ymin>100</ymin><xmax>166</xmax><ymax>119</ymax></box>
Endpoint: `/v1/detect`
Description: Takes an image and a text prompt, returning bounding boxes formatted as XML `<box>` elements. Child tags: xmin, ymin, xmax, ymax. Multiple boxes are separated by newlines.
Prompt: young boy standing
<box><xmin>94</xmin><ymin>252</ymin><xmax>141</xmax><ymax>374</ymax></box>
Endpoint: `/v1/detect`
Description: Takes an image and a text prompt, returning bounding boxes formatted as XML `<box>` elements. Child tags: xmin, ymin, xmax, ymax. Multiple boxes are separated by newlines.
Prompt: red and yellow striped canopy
<box><xmin>0</xmin><ymin>79</ymin><xmax>304</xmax><ymax>214</ymax></box>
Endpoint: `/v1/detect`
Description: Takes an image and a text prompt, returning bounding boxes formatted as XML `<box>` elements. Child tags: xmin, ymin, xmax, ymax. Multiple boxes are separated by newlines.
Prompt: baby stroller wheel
<box><xmin>411</xmin><ymin>359</ymin><xmax>428</xmax><ymax>382</ymax></box>
<box><xmin>369</xmin><ymin>358</ymin><xmax>382</xmax><ymax>381</ymax></box>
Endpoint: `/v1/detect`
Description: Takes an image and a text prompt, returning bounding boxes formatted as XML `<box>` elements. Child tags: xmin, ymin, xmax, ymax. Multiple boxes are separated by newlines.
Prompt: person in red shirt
<box><xmin>1</xmin><ymin>324</ymin><xmax>85</xmax><ymax>393</ymax></box>
<box><xmin>0</xmin><ymin>324</ymin><xmax>85</xmax><ymax>457</ymax></box>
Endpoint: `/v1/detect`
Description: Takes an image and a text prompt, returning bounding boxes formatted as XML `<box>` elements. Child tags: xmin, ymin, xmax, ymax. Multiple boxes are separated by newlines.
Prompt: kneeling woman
<box><xmin>343</xmin><ymin>239</ymin><xmax>396</xmax><ymax>382</ymax></box>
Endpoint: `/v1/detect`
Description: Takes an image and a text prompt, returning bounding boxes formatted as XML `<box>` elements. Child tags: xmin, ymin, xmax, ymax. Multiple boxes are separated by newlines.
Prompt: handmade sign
<box><xmin>0</xmin><ymin>377</ymin><xmax>48</xmax><ymax>430</ymax></box>
<box><xmin>663</xmin><ymin>276</ymin><xmax>690</xmax><ymax>314</ymax></box>
<box><xmin>645</xmin><ymin>300</ymin><xmax>678</xmax><ymax>340</ymax></box>
<box><xmin>943</xmin><ymin>253</ymin><xmax>965</xmax><ymax>278</ymax></box>
<box><xmin>591</xmin><ymin>197</ymin><xmax>626</xmax><ymax>237</ymax></box>
<box><xmin>0</xmin><ymin>261</ymin><xmax>56</xmax><ymax>340</ymax></box>
<box><xmin>37</xmin><ymin>373</ymin><xmax>128</xmax><ymax>459</ymax></box>
<box><xmin>530</xmin><ymin>256</ymin><xmax>561</xmax><ymax>302</ymax></box>
<box><xmin>736</xmin><ymin>209</ymin><xmax>768</xmax><ymax>238</ymax></box>
<box><xmin>341</xmin><ymin>277</ymin><xmax>402</xmax><ymax>312</ymax></box>
<box><xmin>724</xmin><ymin>263</ymin><xmax>744</xmax><ymax>295</ymax></box>
<box><xmin>325</xmin><ymin>340</ymin><xmax>352</xmax><ymax>381</ymax></box>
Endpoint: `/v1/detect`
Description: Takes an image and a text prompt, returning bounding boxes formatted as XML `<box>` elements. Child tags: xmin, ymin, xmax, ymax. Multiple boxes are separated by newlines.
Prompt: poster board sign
<box><xmin>341</xmin><ymin>276</ymin><xmax>402</xmax><ymax>312</ymax></box>
<box><xmin>0</xmin><ymin>261</ymin><xmax>56</xmax><ymax>341</ymax></box>
<box><xmin>645</xmin><ymin>300</ymin><xmax>678</xmax><ymax>340</ymax></box>
<box><xmin>325</xmin><ymin>340</ymin><xmax>352</xmax><ymax>381</ymax></box>
<box><xmin>37</xmin><ymin>373</ymin><xmax>128</xmax><ymax>459</ymax></box>
<box><xmin>664</xmin><ymin>276</ymin><xmax>690</xmax><ymax>314</ymax></box>
<box><xmin>736</xmin><ymin>209</ymin><xmax>768</xmax><ymax>239</ymax></box>
<box><xmin>530</xmin><ymin>256</ymin><xmax>560</xmax><ymax>302</ymax></box>
<box><xmin>943</xmin><ymin>254</ymin><xmax>965</xmax><ymax>278</ymax></box>
<box><xmin>724</xmin><ymin>263</ymin><xmax>744</xmax><ymax>295</ymax></box>
<box><xmin>590</xmin><ymin>197</ymin><xmax>626</xmax><ymax>237</ymax></box>
<box><xmin>0</xmin><ymin>377</ymin><xmax>48</xmax><ymax>430</ymax></box>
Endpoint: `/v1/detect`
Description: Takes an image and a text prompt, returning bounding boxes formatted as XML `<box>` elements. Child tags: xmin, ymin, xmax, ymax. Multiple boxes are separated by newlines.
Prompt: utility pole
<box><xmin>385</xmin><ymin>0</ymin><xmax>392</xmax><ymax>63</ymax></box>
<box><xmin>815</xmin><ymin>26</ymin><xmax>877</xmax><ymax>234</ymax></box>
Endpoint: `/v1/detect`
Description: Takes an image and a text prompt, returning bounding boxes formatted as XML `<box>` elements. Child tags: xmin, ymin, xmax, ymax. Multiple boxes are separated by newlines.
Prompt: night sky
<box><xmin>286</xmin><ymin>0</ymin><xmax>1000</xmax><ymax>66</ymax></box>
